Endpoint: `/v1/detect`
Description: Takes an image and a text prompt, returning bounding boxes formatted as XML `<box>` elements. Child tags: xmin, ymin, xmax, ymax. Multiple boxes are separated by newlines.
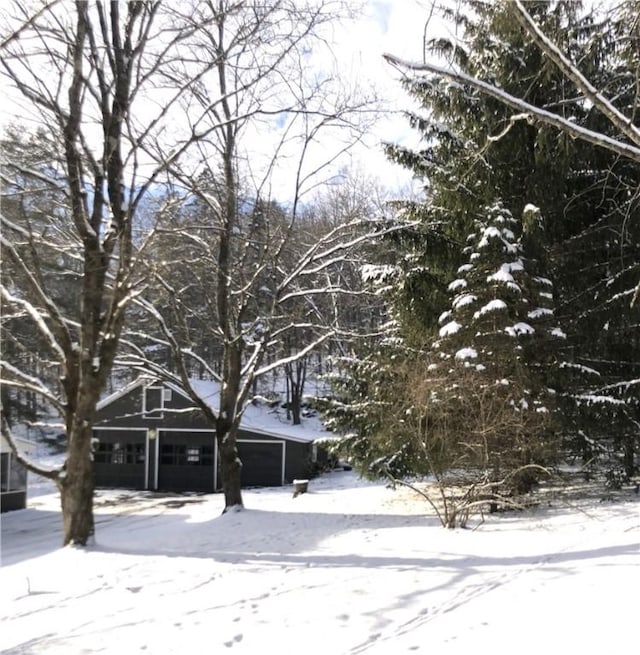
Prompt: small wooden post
<box><xmin>292</xmin><ymin>479</ymin><xmax>309</xmax><ymax>498</ymax></box>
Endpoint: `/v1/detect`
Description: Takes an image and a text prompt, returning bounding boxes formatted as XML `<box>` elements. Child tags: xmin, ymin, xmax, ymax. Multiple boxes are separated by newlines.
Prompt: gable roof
<box><xmin>97</xmin><ymin>377</ymin><xmax>327</xmax><ymax>444</ymax></box>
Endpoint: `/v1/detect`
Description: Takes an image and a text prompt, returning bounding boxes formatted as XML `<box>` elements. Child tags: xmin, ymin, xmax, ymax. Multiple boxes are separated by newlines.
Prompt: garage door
<box><xmin>157</xmin><ymin>432</ymin><xmax>215</xmax><ymax>492</ymax></box>
<box><xmin>93</xmin><ymin>430</ymin><xmax>146</xmax><ymax>489</ymax></box>
<box><xmin>237</xmin><ymin>441</ymin><xmax>284</xmax><ymax>487</ymax></box>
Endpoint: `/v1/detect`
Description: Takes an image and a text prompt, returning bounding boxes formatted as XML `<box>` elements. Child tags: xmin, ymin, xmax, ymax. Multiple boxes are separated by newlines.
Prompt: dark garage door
<box><xmin>237</xmin><ymin>441</ymin><xmax>284</xmax><ymax>487</ymax></box>
<box><xmin>157</xmin><ymin>432</ymin><xmax>215</xmax><ymax>492</ymax></box>
<box><xmin>94</xmin><ymin>430</ymin><xmax>146</xmax><ymax>489</ymax></box>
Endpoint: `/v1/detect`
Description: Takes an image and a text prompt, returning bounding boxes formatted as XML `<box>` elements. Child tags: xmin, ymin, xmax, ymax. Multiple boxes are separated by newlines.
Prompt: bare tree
<box><xmin>126</xmin><ymin>195</ymin><xmax>402</xmax><ymax>510</ymax></box>
<box><xmin>0</xmin><ymin>1</ymin><xmax>224</xmax><ymax>545</ymax></box>
<box><xmin>116</xmin><ymin>1</ymin><xmax>405</xmax><ymax>510</ymax></box>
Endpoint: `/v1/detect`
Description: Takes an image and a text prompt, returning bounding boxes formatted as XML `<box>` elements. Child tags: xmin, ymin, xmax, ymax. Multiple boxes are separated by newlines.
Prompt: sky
<box><xmin>1</xmin><ymin>467</ymin><xmax>638</xmax><ymax>654</ymax></box>
<box><xmin>321</xmin><ymin>0</ymin><xmax>441</xmax><ymax>192</ymax></box>
<box><xmin>287</xmin><ymin>0</ymin><xmax>458</xmax><ymax>199</ymax></box>
<box><xmin>0</xmin><ymin>1</ymin><xmax>441</xmax><ymax>202</ymax></box>
<box><xmin>236</xmin><ymin>0</ymin><xmax>440</xmax><ymax>200</ymax></box>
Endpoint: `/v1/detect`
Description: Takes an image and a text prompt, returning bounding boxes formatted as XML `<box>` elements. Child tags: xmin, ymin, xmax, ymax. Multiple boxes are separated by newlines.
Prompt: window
<box><xmin>160</xmin><ymin>444</ymin><xmax>214</xmax><ymax>466</ymax></box>
<box><xmin>94</xmin><ymin>442</ymin><xmax>112</xmax><ymax>464</ymax></box>
<box><xmin>94</xmin><ymin>442</ymin><xmax>144</xmax><ymax>465</ymax></box>
<box><xmin>160</xmin><ymin>443</ymin><xmax>183</xmax><ymax>465</ymax></box>
<box><xmin>143</xmin><ymin>385</ymin><xmax>164</xmax><ymax>419</ymax></box>
<box><xmin>112</xmin><ymin>444</ymin><xmax>125</xmax><ymax>464</ymax></box>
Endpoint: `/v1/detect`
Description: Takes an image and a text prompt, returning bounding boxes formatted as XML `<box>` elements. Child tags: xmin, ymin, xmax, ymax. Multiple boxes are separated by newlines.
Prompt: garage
<box><xmin>93</xmin><ymin>378</ymin><xmax>320</xmax><ymax>492</ymax></box>
<box><xmin>157</xmin><ymin>431</ymin><xmax>216</xmax><ymax>492</ymax></box>
<box><xmin>236</xmin><ymin>441</ymin><xmax>285</xmax><ymax>487</ymax></box>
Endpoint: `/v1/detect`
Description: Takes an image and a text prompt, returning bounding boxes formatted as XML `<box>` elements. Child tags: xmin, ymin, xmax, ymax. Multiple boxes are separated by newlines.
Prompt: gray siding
<box><xmin>96</xmin><ymin>385</ymin><xmax>211</xmax><ymax>430</ymax></box>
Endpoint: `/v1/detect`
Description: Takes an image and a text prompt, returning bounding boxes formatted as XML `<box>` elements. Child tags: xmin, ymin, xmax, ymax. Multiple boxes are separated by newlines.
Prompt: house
<box><xmin>93</xmin><ymin>377</ymin><xmax>327</xmax><ymax>493</ymax></box>
<box><xmin>0</xmin><ymin>434</ymin><xmax>31</xmax><ymax>512</ymax></box>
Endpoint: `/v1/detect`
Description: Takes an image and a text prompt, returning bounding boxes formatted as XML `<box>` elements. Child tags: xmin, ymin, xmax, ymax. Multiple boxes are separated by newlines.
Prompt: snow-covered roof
<box><xmin>0</xmin><ymin>434</ymin><xmax>33</xmax><ymax>453</ymax></box>
<box><xmin>98</xmin><ymin>376</ymin><xmax>327</xmax><ymax>444</ymax></box>
<box><xmin>190</xmin><ymin>378</ymin><xmax>326</xmax><ymax>444</ymax></box>
<box><xmin>96</xmin><ymin>376</ymin><xmax>158</xmax><ymax>410</ymax></box>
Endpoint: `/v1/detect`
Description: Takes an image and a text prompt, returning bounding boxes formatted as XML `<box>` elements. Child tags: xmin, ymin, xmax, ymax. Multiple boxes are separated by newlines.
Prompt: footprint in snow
<box><xmin>224</xmin><ymin>634</ymin><xmax>243</xmax><ymax>647</ymax></box>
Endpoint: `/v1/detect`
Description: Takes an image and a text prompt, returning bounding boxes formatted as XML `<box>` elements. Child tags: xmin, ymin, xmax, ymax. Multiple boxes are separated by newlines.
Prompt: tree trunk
<box><xmin>217</xmin><ymin>420</ymin><xmax>243</xmax><ymax>510</ymax></box>
<box><xmin>59</xmin><ymin>421</ymin><xmax>95</xmax><ymax>546</ymax></box>
<box><xmin>291</xmin><ymin>390</ymin><xmax>302</xmax><ymax>426</ymax></box>
<box><xmin>623</xmin><ymin>435</ymin><xmax>635</xmax><ymax>480</ymax></box>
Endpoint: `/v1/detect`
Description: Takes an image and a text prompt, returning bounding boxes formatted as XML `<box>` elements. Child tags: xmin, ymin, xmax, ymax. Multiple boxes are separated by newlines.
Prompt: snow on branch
<box><xmin>511</xmin><ymin>0</ymin><xmax>640</xmax><ymax>148</ymax></box>
<box><xmin>382</xmin><ymin>55</ymin><xmax>640</xmax><ymax>164</ymax></box>
<box><xmin>281</xmin><ymin>217</ymin><xmax>417</xmax><ymax>291</ymax></box>
<box><xmin>0</xmin><ymin>361</ymin><xmax>65</xmax><ymax>412</ymax></box>
<box><xmin>0</xmin><ymin>285</ymin><xmax>66</xmax><ymax>362</ymax></box>
<box><xmin>254</xmin><ymin>331</ymin><xmax>333</xmax><ymax>378</ymax></box>
<box><xmin>278</xmin><ymin>286</ymin><xmax>371</xmax><ymax>304</ymax></box>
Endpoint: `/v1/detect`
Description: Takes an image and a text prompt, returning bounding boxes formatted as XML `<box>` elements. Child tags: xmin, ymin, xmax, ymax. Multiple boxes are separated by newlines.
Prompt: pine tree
<box><xmin>318</xmin><ymin>336</ymin><xmax>423</xmax><ymax>479</ymax></box>
<box><xmin>414</xmin><ymin>202</ymin><xmax>562</xmax><ymax>492</ymax></box>
<box><xmin>385</xmin><ymin>0</ymin><xmax>640</xmax><ymax>480</ymax></box>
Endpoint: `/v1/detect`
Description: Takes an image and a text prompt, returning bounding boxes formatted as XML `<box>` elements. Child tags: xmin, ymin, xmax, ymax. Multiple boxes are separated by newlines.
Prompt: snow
<box><xmin>188</xmin><ymin>379</ymin><xmax>327</xmax><ymax>443</ymax></box>
<box><xmin>528</xmin><ymin>307</ymin><xmax>553</xmax><ymax>319</ymax></box>
<box><xmin>455</xmin><ymin>347</ymin><xmax>477</xmax><ymax>360</ymax></box>
<box><xmin>550</xmin><ymin>326</ymin><xmax>567</xmax><ymax>339</ymax></box>
<box><xmin>447</xmin><ymin>278</ymin><xmax>467</xmax><ymax>292</ymax></box>
<box><xmin>1</xmin><ymin>471</ymin><xmax>638</xmax><ymax>654</ymax></box>
<box><xmin>438</xmin><ymin>310</ymin><xmax>452</xmax><ymax>324</ymax></box>
<box><xmin>477</xmin><ymin>225</ymin><xmax>502</xmax><ymax>247</ymax></box>
<box><xmin>574</xmin><ymin>394</ymin><xmax>626</xmax><ymax>406</ymax></box>
<box><xmin>438</xmin><ymin>320</ymin><xmax>462</xmax><ymax>337</ymax></box>
<box><xmin>487</xmin><ymin>267</ymin><xmax>514</xmax><ymax>283</ymax></box>
<box><xmin>505</xmin><ymin>322</ymin><xmax>535</xmax><ymax>336</ymax></box>
<box><xmin>473</xmin><ymin>298</ymin><xmax>507</xmax><ymax>319</ymax></box>
<box><xmin>559</xmin><ymin>362</ymin><xmax>600</xmax><ymax>376</ymax></box>
<box><xmin>360</xmin><ymin>264</ymin><xmax>397</xmax><ymax>283</ymax></box>
<box><xmin>452</xmin><ymin>293</ymin><xmax>476</xmax><ymax>309</ymax></box>
<box><xmin>533</xmin><ymin>276</ymin><xmax>553</xmax><ymax>287</ymax></box>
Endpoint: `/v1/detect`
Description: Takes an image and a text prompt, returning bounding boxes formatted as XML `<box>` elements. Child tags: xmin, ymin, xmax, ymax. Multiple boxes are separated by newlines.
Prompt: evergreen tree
<box><xmin>426</xmin><ymin>202</ymin><xmax>563</xmax><ymax>489</ymax></box>
<box><xmin>383</xmin><ymin>0</ymin><xmax>640</xmax><ymax>480</ymax></box>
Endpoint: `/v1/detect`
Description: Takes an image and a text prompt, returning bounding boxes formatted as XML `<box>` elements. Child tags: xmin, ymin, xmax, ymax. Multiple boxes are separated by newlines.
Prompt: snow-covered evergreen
<box><xmin>433</xmin><ymin>202</ymin><xmax>564</xmax><ymax>381</ymax></box>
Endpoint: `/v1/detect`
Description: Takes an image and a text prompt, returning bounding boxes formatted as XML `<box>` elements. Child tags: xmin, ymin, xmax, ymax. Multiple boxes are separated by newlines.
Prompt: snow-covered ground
<box><xmin>1</xmin><ymin>471</ymin><xmax>638</xmax><ymax>655</ymax></box>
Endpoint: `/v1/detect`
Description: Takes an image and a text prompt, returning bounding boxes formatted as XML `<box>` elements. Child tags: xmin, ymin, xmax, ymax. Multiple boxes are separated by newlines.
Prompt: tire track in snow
<box><xmin>346</xmin><ymin>534</ymin><xmax>595</xmax><ymax>655</ymax></box>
